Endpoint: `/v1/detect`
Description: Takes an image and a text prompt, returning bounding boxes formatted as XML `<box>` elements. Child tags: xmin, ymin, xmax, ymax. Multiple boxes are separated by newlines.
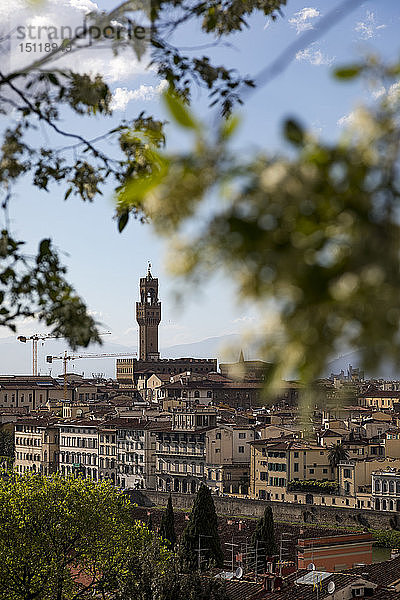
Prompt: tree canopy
<box><xmin>180</xmin><ymin>484</ymin><xmax>224</xmax><ymax>571</ymax></box>
<box><xmin>0</xmin><ymin>473</ymin><xmax>166</xmax><ymax>600</ymax></box>
<box><xmin>251</xmin><ymin>505</ymin><xmax>277</xmax><ymax>571</ymax></box>
<box><xmin>158</xmin><ymin>494</ymin><xmax>177</xmax><ymax>549</ymax></box>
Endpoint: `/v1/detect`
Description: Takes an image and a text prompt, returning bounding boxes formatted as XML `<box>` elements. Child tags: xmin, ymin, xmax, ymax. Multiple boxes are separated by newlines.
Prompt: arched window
<box><xmin>390</xmin><ymin>481</ymin><xmax>395</xmax><ymax>493</ymax></box>
<box><xmin>383</xmin><ymin>499</ymin><xmax>387</xmax><ymax>510</ymax></box>
<box><xmin>375</xmin><ymin>480</ymin><xmax>381</xmax><ymax>492</ymax></box>
<box><xmin>194</xmin><ymin>391</ymin><xmax>200</xmax><ymax>398</ymax></box>
<box><xmin>383</xmin><ymin>481</ymin><xmax>388</xmax><ymax>493</ymax></box>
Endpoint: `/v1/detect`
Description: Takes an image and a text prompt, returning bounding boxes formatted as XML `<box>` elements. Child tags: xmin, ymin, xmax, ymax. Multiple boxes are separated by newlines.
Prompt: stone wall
<box><xmin>128</xmin><ymin>490</ymin><xmax>398</xmax><ymax>531</ymax></box>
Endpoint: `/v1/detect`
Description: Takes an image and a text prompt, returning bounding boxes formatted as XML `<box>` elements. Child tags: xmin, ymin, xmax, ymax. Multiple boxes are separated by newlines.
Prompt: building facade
<box><xmin>155</xmin><ymin>408</ymin><xmax>217</xmax><ymax>494</ymax></box>
<box><xmin>58</xmin><ymin>421</ymin><xmax>100</xmax><ymax>479</ymax></box>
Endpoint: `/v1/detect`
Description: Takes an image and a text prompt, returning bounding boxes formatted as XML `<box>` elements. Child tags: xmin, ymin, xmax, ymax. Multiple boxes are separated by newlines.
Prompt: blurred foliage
<box><xmin>116</xmin><ymin>58</ymin><xmax>400</xmax><ymax>384</ymax></box>
<box><xmin>0</xmin><ymin>0</ymin><xmax>285</xmax><ymax>344</ymax></box>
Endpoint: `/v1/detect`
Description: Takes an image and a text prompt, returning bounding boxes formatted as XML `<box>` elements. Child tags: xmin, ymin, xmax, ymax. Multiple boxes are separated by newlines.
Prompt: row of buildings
<box><xmin>6</xmin><ymin>268</ymin><xmax>400</xmax><ymax>515</ymax></box>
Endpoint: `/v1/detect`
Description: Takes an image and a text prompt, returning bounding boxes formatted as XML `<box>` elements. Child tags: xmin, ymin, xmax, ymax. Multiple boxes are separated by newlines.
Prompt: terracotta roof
<box><xmin>348</xmin><ymin>555</ymin><xmax>400</xmax><ymax>587</ymax></box>
<box><xmin>320</xmin><ymin>429</ymin><xmax>344</xmax><ymax>437</ymax></box>
<box><xmin>262</xmin><ymin>571</ymin><xmax>375</xmax><ymax>600</ymax></box>
<box><xmin>224</xmin><ymin>579</ymin><xmax>266</xmax><ymax>600</ymax></box>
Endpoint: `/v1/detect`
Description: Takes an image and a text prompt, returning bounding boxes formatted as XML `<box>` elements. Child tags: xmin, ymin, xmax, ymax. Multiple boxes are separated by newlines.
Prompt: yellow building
<box><xmin>250</xmin><ymin>439</ymin><xmax>333</xmax><ymax>501</ymax></box>
<box><xmin>14</xmin><ymin>418</ymin><xmax>59</xmax><ymax>475</ymax></box>
<box><xmin>359</xmin><ymin>387</ymin><xmax>400</xmax><ymax>410</ymax></box>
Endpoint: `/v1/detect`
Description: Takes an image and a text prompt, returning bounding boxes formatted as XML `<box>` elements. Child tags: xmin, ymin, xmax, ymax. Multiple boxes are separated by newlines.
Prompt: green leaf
<box><xmin>334</xmin><ymin>66</ymin><xmax>362</xmax><ymax>80</ymax></box>
<box><xmin>163</xmin><ymin>93</ymin><xmax>198</xmax><ymax>130</ymax></box>
<box><xmin>220</xmin><ymin>115</ymin><xmax>240</xmax><ymax>140</ymax></box>
<box><xmin>38</xmin><ymin>239</ymin><xmax>51</xmax><ymax>257</ymax></box>
<box><xmin>48</xmin><ymin>73</ymin><xmax>59</xmax><ymax>85</ymax></box>
<box><xmin>284</xmin><ymin>119</ymin><xmax>304</xmax><ymax>146</ymax></box>
<box><xmin>118</xmin><ymin>211</ymin><xmax>129</xmax><ymax>233</ymax></box>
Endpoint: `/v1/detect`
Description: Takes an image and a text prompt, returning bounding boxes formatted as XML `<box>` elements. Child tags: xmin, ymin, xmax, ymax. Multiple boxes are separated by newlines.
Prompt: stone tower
<box><xmin>136</xmin><ymin>264</ymin><xmax>161</xmax><ymax>361</ymax></box>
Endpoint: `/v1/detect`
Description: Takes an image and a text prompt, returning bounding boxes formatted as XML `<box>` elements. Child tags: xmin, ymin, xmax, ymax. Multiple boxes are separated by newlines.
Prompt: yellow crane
<box><xmin>17</xmin><ymin>332</ymin><xmax>111</xmax><ymax>376</ymax></box>
<box><xmin>46</xmin><ymin>351</ymin><xmax>137</xmax><ymax>401</ymax></box>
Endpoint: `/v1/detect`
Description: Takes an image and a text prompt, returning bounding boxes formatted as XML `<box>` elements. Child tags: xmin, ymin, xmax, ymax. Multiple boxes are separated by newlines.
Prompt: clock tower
<box><xmin>136</xmin><ymin>264</ymin><xmax>161</xmax><ymax>361</ymax></box>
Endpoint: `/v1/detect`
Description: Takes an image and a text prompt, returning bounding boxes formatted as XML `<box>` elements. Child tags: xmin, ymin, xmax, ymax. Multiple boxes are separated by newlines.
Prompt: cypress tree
<box><xmin>180</xmin><ymin>484</ymin><xmax>224</xmax><ymax>572</ymax></box>
<box><xmin>159</xmin><ymin>494</ymin><xmax>176</xmax><ymax>549</ymax></box>
<box><xmin>147</xmin><ymin>511</ymin><xmax>153</xmax><ymax>531</ymax></box>
<box><xmin>251</xmin><ymin>505</ymin><xmax>277</xmax><ymax>572</ymax></box>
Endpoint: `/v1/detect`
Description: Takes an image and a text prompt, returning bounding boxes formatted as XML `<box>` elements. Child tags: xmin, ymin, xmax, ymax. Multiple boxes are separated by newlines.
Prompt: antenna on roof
<box><xmin>307</xmin><ymin>563</ymin><xmax>316</xmax><ymax>571</ymax></box>
<box><xmin>327</xmin><ymin>581</ymin><xmax>335</xmax><ymax>594</ymax></box>
<box><xmin>235</xmin><ymin>567</ymin><xmax>243</xmax><ymax>579</ymax></box>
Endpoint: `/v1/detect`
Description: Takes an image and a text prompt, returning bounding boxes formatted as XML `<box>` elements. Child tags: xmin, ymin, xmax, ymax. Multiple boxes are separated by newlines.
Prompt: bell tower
<box><xmin>136</xmin><ymin>264</ymin><xmax>161</xmax><ymax>361</ymax></box>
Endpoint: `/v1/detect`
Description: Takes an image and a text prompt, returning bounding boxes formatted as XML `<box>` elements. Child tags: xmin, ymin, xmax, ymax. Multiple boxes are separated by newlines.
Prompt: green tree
<box><xmin>180</xmin><ymin>484</ymin><xmax>223</xmax><ymax>571</ymax></box>
<box><xmin>115</xmin><ymin>536</ymin><xmax>228</xmax><ymax>600</ymax></box>
<box><xmin>0</xmin><ymin>473</ymin><xmax>165</xmax><ymax>600</ymax></box>
<box><xmin>251</xmin><ymin>505</ymin><xmax>277</xmax><ymax>572</ymax></box>
<box><xmin>328</xmin><ymin>443</ymin><xmax>350</xmax><ymax>475</ymax></box>
<box><xmin>0</xmin><ymin>430</ymin><xmax>14</xmax><ymax>458</ymax></box>
<box><xmin>159</xmin><ymin>495</ymin><xmax>176</xmax><ymax>550</ymax></box>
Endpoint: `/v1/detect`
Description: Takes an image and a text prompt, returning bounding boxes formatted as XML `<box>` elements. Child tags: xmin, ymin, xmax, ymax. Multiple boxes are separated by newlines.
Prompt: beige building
<box><xmin>359</xmin><ymin>387</ymin><xmax>400</xmax><ymax>410</ymax></box>
<box><xmin>14</xmin><ymin>418</ymin><xmax>59</xmax><ymax>475</ymax></box>
<box><xmin>58</xmin><ymin>420</ymin><xmax>100</xmax><ymax>479</ymax></box>
<box><xmin>155</xmin><ymin>408</ymin><xmax>217</xmax><ymax>494</ymax></box>
<box><xmin>98</xmin><ymin>422</ymin><xmax>117</xmax><ymax>484</ymax></box>
<box><xmin>250</xmin><ymin>439</ymin><xmax>333</xmax><ymax>501</ymax></box>
<box><xmin>206</xmin><ymin>425</ymin><xmax>255</xmax><ymax>494</ymax></box>
<box><xmin>0</xmin><ymin>377</ymin><xmax>66</xmax><ymax>411</ymax></box>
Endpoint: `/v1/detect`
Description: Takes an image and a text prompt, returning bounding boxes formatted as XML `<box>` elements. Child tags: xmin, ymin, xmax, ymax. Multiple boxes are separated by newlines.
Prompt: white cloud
<box><xmin>289</xmin><ymin>7</ymin><xmax>320</xmax><ymax>34</ymax></box>
<box><xmin>2</xmin><ymin>0</ymin><xmax>150</xmax><ymax>82</ymax></box>
<box><xmin>354</xmin><ymin>10</ymin><xmax>386</xmax><ymax>40</ymax></box>
<box><xmin>337</xmin><ymin>111</ymin><xmax>355</xmax><ymax>128</ymax></box>
<box><xmin>296</xmin><ymin>43</ymin><xmax>334</xmax><ymax>66</ymax></box>
<box><xmin>111</xmin><ymin>80</ymin><xmax>168</xmax><ymax>110</ymax></box>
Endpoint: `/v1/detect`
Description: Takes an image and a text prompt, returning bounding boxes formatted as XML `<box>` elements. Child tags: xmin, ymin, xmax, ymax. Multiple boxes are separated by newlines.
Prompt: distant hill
<box><xmin>0</xmin><ymin>333</ymin><xmax>254</xmax><ymax>378</ymax></box>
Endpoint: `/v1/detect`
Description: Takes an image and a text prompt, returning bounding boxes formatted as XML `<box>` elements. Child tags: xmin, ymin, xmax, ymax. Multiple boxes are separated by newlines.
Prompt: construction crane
<box><xmin>17</xmin><ymin>332</ymin><xmax>111</xmax><ymax>376</ymax></box>
<box><xmin>46</xmin><ymin>351</ymin><xmax>137</xmax><ymax>401</ymax></box>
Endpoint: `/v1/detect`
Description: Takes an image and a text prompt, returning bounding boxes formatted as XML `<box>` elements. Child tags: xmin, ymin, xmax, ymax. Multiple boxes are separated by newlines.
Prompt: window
<box><xmin>294</xmin><ymin>452</ymin><xmax>299</xmax><ymax>458</ymax></box>
<box><xmin>294</xmin><ymin>463</ymin><xmax>299</xmax><ymax>472</ymax></box>
<box><xmin>344</xmin><ymin>469</ymin><xmax>352</xmax><ymax>478</ymax></box>
<box><xmin>238</xmin><ymin>432</ymin><xmax>246</xmax><ymax>439</ymax></box>
<box><xmin>238</xmin><ymin>446</ymin><xmax>245</xmax><ymax>453</ymax></box>
<box><xmin>260</xmin><ymin>472</ymin><xmax>268</xmax><ymax>481</ymax></box>
<box><xmin>216</xmin><ymin>432</ymin><xmax>221</xmax><ymax>440</ymax></box>
<box><xmin>309</xmin><ymin>468</ymin><xmax>314</xmax><ymax>475</ymax></box>
<box><xmin>323</xmin><ymin>468</ymin><xmax>328</xmax><ymax>474</ymax></box>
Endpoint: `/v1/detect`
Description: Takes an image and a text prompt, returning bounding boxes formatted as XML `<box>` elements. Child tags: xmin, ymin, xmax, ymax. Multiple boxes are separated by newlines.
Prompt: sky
<box><xmin>0</xmin><ymin>0</ymin><xmax>399</xmax><ymax>370</ymax></box>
